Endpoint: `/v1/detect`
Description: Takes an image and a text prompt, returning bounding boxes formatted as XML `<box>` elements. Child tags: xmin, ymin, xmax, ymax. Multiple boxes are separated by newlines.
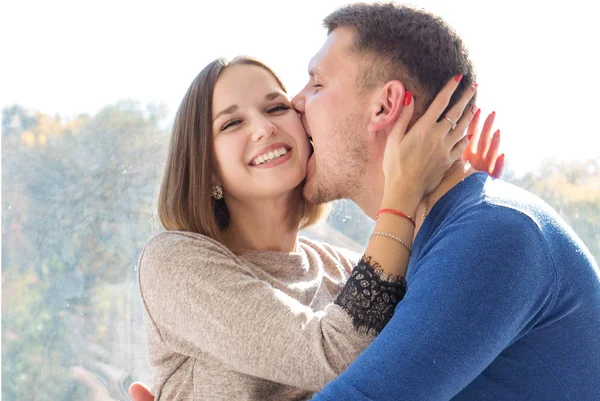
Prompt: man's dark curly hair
<box><xmin>324</xmin><ymin>2</ymin><xmax>476</xmax><ymax>118</ymax></box>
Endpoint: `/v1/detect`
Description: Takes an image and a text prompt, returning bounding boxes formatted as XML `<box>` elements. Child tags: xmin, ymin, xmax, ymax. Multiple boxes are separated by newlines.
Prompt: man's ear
<box><xmin>366</xmin><ymin>80</ymin><xmax>405</xmax><ymax>134</ymax></box>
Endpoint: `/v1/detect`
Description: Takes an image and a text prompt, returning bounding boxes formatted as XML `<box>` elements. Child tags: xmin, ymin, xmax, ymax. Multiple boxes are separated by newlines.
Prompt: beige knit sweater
<box><xmin>138</xmin><ymin>231</ymin><xmax>375</xmax><ymax>401</ymax></box>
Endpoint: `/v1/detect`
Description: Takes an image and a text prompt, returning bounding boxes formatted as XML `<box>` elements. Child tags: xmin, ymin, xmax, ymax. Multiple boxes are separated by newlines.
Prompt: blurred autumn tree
<box><xmin>2</xmin><ymin>102</ymin><xmax>598</xmax><ymax>400</ymax></box>
<box><xmin>2</xmin><ymin>101</ymin><xmax>168</xmax><ymax>400</ymax></box>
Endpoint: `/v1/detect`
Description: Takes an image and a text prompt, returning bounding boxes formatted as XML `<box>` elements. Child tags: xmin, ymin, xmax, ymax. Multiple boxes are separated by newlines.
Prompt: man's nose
<box><xmin>292</xmin><ymin>92</ymin><xmax>305</xmax><ymax>113</ymax></box>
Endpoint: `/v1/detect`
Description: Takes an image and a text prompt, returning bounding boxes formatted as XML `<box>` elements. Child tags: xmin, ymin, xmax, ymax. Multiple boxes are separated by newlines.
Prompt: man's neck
<box><xmin>352</xmin><ymin>160</ymin><xmax>387</xmax><ymax>220</ymax></box>
<box><xmin>414</xmin><ymin>161</ymin><xmax>475</xmax><ymax>231</ymax></box>
<box><xmin>355</xmin><ymin>161</ymin><xmax>474</xmax><ymax>234</ymax></box>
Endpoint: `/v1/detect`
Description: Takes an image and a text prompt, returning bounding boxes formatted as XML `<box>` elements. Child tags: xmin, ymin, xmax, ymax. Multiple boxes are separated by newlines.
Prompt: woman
<box><xmin>136</xmin><ymin>56</ymin><xmax>498</xmax><ymax>400</ymax></box>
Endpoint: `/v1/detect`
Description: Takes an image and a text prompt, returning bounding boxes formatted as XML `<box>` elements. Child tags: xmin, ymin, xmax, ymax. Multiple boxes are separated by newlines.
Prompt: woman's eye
<box><xmin>267</xmin><ymin>104</ymin><xmax>290</xmax><ymax>113</ymax></box>
<box><xmin>313</xmin><ymin>84</ymin><xmax>323</xmax><ymax>92</ymax></box>
<box><xmin>220</xmin><ymin>119</ymin><xmax>241</xmax><ymax>131</ymax></box>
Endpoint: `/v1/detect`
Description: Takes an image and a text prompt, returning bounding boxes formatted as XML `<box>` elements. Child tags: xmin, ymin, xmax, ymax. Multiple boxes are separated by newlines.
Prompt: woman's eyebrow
<box><xmin>214</xmin><ymin>105</ymin><xmax>238</xmax><ymax>121</ymax></box>
<box><xmin>215</xmin><ymin>92</ymin><xmax>286</xmax><ymax>121</ymax></box>
<box><xmin>265</xmin><ymin>92</ymin><xmax>285</xmax><ymax>100</ymax></box>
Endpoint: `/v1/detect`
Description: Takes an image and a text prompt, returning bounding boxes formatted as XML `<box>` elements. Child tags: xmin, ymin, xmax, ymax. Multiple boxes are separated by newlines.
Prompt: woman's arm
<box><xmin>139</xmin><ymin>231</ymin><xmax>373</xmax><ymax>392</ymax></box>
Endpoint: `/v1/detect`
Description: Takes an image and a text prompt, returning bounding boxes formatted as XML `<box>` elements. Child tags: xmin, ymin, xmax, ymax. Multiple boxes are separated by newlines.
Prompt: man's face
<box><xmin>292</xmin><ymin>27</ymin><xmax>370</xmax><ymax>205</ymax></box>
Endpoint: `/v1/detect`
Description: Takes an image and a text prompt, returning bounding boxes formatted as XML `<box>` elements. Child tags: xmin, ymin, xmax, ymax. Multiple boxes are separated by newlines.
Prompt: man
<box><xmin>132</xmin><ymin>3</ymin><xmax>599</xmax><ymax>400</ymax></box>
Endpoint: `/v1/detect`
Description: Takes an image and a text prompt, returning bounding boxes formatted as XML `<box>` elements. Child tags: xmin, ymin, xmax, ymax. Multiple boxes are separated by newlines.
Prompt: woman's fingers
<box><xmin>476</xmin><ymin>111</ymin><xmax>496</xmax><ymax>159</ymax></box>
<box><xmin>382</xmin><ymin>90</ymin><xmax>416</xmax><ymax>188</ymax></box>
<box><xmin>449</xmin><ymin>105</ymin><xmax>478</xmax><ymax>160</ymax></box>
<box><xmin>492</xmin><ymin>153</ymin><xmax>505</xmax><ymax>178</ymax></box>
<box><xmin>460</xmin><ymin>110</ymin><xmax>504</xmax><ymax>177</ymax></box>
<box><xmin>129</xmin><ymin>382</ymin><xmax>155</xmax><ymax>401</ymax></box>
<box><xmin>451</xmin><ymin>130</ymin><xmax>472</xmax><ymax>161</ymax></box>
<box><xmin>387</xmin><ymin>91</ymin><xmax>415</xmax><ymax>146</ymax></box>
<box><xmin>465</xmin><ymin>108</ymin><xmax>481</xmax><ymax>155</ymax></box>
<box><xmin>485</xmin><ymin>130</ymin><xmax>501</xmax><ymax>172</ymax></box>
<box><xmin>440</xmin><ymin>83</ymin><xmax>477</xmax><ymax>134</ymax></box>
<box><xmin>448</xmin><ymin>104</ymin><xmax>478</xmax><ymax>147</ymax></box>
<box><xmin>423</xmin><ymin>74</ymin><xmax>468</xmax><ymax>124</ymax></box>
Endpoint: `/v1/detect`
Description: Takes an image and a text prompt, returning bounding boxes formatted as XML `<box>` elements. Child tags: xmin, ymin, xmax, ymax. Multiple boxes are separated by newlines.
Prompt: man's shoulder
<box><xmin>413</xmin><ymin>181</ymin><xmax>558</xmax><ymax>294</ymax></box>
<box><xmin>450</xmin><ymin>174</ymin><xmax>555</xmax><ymax>234</ymax></box>
<box><xmin>482</xmin><ymin>177</ymin><xmax>552</xmax><ymax>216</ymax></box>
<box><xmin>421</xmin><ymin>177</ymin><xmax>567</xmax><ymax>281</ymax></box>
<box><xmin>425</xmin><ymin>176</ymin><xmax>557</xmax><ymax>265</ymax></box>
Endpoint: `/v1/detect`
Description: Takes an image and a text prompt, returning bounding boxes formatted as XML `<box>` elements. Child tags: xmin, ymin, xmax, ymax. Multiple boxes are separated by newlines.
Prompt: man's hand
<box><xmin>129</xmin><ymin>382</ymin><xmax>154</xmax><ymax>401</ymax></box>
<box><xmin>463</xmin><ymin>109</ymin><xmax>504</xmax><ymax>178</ymax></box>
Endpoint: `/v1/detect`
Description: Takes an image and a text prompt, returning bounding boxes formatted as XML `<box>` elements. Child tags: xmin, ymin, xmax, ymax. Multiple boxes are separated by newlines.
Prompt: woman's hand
<box><xmin>363</xmin><ymin>76</ymin><xmax>476</xmax><ymax>285</ymax></box>
<box><xmin>129</xmin><ymin>382</ymin><xmax>155</xmax><ymax>401</ymax></box>
<box><xmin>383</xmin><ymin>76</ymin><xmax>478</xmax><ymax>206</ymax></box>
<box><xmin>462</xmin><ymin>110</ymin><xmax>504</xmax><ymax>178</ymax></box>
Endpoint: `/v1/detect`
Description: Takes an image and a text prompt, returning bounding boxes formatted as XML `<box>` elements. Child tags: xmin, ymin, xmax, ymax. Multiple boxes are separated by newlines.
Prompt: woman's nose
<box><xmin>251</xmin><ymin>117</ymin><xmax>277</xmax><ymax>141</ymax></box>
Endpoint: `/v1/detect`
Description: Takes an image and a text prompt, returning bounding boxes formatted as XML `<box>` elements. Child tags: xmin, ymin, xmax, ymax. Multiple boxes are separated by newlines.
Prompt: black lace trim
<box><xmin>335</xmin><ymin>256</ymin><xmax>407</xmax><ymax>335</ymax></box>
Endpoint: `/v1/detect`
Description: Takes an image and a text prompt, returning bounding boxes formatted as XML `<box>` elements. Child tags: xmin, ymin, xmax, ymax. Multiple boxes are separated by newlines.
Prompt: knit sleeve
<box><xmin>138</xmin><ymin>232</ymin><xmax>377</xmax><ymax>392</ymax></box>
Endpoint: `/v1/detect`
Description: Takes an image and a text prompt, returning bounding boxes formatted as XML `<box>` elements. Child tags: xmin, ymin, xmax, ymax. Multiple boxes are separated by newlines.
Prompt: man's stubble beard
<box><xmin>303</xmin><ymin>113</ymin><xmax>367</xmax><ymax>205</ymax></box>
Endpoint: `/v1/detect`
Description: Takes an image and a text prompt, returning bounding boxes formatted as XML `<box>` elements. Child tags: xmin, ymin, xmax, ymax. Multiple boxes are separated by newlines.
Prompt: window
<box><xmin>2</xmin><ymin>1</ymin><xmax>598</xmax><ymax>400</ymax></box>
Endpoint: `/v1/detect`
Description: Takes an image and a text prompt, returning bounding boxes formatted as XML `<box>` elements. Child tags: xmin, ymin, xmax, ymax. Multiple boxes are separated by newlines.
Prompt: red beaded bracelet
<box><xmin>375</xmin><ymin>208</ymin><xmax>416</xmax><ymax>227</ymax></box>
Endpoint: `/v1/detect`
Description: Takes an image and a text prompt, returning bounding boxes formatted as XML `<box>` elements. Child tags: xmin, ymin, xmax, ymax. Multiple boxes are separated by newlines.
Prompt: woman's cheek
<box><xmin>214</xmin><ymin>138</ymin><xmax>241</xmax><ymax>178</ymax></box>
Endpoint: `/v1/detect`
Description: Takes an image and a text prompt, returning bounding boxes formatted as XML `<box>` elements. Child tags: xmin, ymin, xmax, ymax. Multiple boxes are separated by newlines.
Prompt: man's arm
<box><xmin>312</xmin><ymin>206</ymin><xmax>556</xmax><ymax>401</ymax></box>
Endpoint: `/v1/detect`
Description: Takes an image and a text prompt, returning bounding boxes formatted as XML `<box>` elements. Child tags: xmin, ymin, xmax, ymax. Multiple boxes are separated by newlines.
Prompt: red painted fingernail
<box><xmin>472</xmin><ymin>105</ymin><xmax>479</xmax><ymax>115</ymax></box>
<box><xmin>454</xmin><ymin>74</ymin><xmax>463</xmax><ymax>82</ymax></box>
<box><xmin>403</xmin><ymin>91</ymin><xmax>412</xmax><ymax>106</ymax></box>
<box><xmin>468</xmin><ymin>134</ymin><xmax>473</xmax><ymax>140</ymax></box>
<box><xmin>494</xmin><ymin>129</ymin><xmax>500</xmax><ymax>136</ymax></box>
<box><xmin>491</xmin><ymin>111</ymin><xmax>496</xmax><ymax>116</ymax></box>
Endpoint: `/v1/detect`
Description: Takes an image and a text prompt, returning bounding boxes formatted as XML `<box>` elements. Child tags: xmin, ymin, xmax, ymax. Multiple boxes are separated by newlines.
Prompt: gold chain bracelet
<box><xmin>370</xmin><ymin>232</ymin><xmax>412</xmax><ymax>255</ymax></box>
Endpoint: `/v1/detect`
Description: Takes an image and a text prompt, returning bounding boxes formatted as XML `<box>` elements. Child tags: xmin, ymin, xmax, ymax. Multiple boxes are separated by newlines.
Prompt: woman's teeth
<box><xmin>252</xmin><ymin>146</ymin><xmax>288</xmax><ymax>165</ymax></box>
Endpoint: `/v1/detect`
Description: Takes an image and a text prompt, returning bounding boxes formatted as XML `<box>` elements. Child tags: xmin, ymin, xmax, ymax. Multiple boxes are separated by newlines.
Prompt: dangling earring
<box><xmin>211</xmin><ymin>184</ymin><xmax>223</xmax><ymax>200</ymax></box>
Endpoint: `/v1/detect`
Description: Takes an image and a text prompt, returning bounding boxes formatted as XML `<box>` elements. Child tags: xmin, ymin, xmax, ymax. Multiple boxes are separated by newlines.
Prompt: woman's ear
<box><xmin>211</xmin><ymin>173</ymin><xmax>222</xmax><ymax>187</ymax></box>
<box><xmin>367</xmin><ymin>81</ymin><xmax>406</xmax><ymax>134</ymax></box>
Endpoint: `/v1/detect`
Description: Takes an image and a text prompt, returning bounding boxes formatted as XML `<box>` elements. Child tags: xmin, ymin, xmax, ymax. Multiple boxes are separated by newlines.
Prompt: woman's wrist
<box><xmin>381</xmin><ymin>183</ymin><xmax>423</xmax><ymax>218</ymax></box>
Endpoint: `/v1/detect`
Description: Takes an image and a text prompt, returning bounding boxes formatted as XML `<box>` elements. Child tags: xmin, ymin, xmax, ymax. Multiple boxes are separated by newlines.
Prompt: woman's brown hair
<box><xmin>157</xmin><ymin>56</ymin><xmax>327</xmax><ymax>243</ymax></box>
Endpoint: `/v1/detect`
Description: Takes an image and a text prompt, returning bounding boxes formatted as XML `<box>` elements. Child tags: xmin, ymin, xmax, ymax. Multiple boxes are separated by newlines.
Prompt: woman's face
<box><xmin>211</xmin><ymin>64</ymin><xmax>311</xmax><ymax>201</ymax></box>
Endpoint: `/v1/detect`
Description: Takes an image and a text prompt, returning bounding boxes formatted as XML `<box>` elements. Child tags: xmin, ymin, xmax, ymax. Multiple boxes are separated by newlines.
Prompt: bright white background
<box><xmin>2</xmin><ymin>0</ymin><xmax>599</xmax><ymax>173</ymax></box>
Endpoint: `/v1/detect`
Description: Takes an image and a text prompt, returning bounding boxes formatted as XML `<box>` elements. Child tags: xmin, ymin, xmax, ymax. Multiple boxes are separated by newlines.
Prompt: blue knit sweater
<box><xmin>313</xmin><ymin>172</ymin><xmax>600</xmax><ymax>401</ymax></box>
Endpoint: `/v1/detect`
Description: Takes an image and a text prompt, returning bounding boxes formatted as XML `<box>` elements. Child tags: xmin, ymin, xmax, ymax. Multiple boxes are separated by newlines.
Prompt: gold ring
<box><xmin>443</xmin><ymin>116</ymin><xmax>457</xmax><ymax>130</ymax></box>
